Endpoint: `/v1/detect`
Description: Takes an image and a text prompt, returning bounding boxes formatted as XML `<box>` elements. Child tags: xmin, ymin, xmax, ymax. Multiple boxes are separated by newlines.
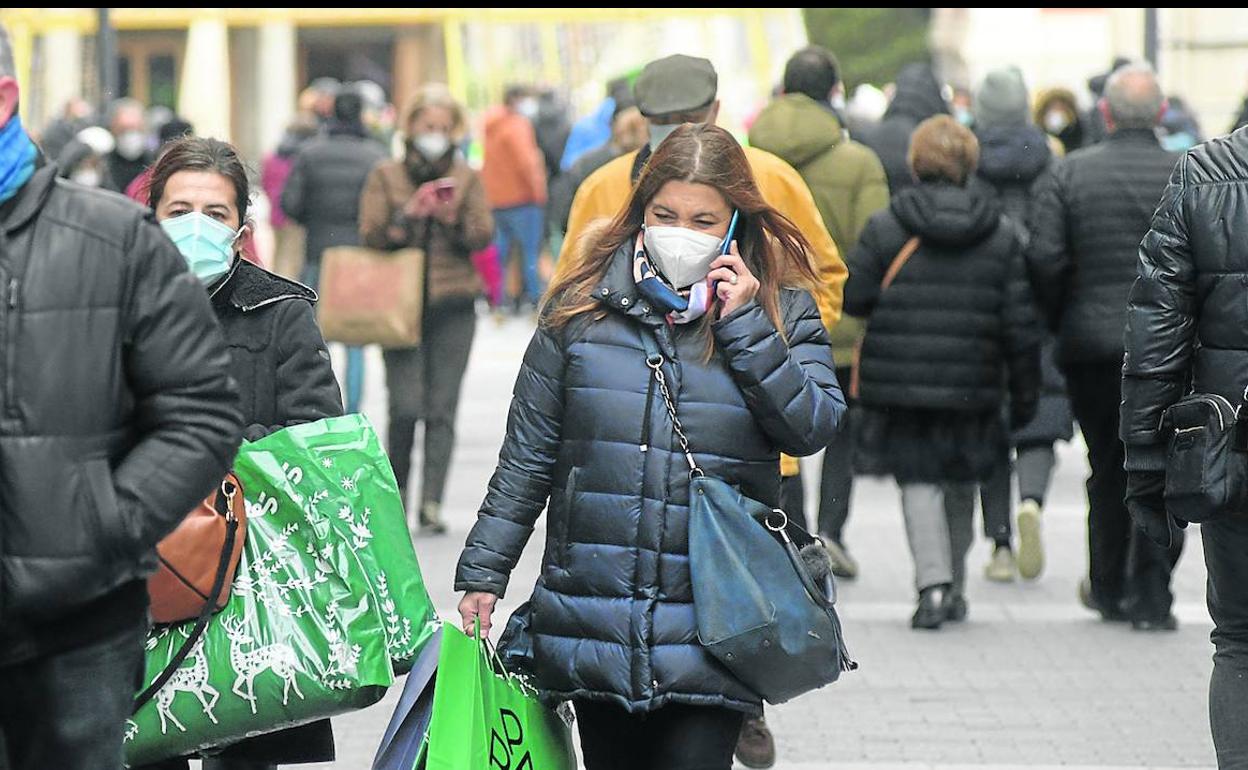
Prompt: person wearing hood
<box><xmin>971</xmin><ymin>68</ymin><xmax>1073</xmax><ymax>584</ymax></box>
<box><xmin>481</xmin><ymin>84</ymin><xmax>549</xmax><ymax>312</ymax></box>
<box><xmin>281</xmin><ymin>85</ymin><xmax>388</xmax><ymax>415</ymax></box>
<box><xmin>749</xmin><ymin>44</ymin><xmax>889</xmax><ymax>579</ymax></box>
<box><xmin>858</xmin><ymin>62</ymin><xmax>950</xmax><ymax>193</ymax></box>
<box><xmin>845</xmin><ymin>115</ymin><xmax>1041</xmax><ymax>631</ymax></box>
<box><xmin>1033</xmin><ymin>87</ymin><xmax>1085</xmax><ymax>156</ymax></box>
<box><xmin>359</xmin><ymin>84</ymin><xmax>493</xmax><ymax>536</ymax></box>
<box><xmin>1026</xmin><ymin>63</ymin><xmax>1182</xmax><ymax>631</ymax></box>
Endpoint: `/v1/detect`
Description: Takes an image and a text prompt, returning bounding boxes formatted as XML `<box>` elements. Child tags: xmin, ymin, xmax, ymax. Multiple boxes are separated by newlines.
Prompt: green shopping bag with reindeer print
<box><xmin>124</xmin><ymin>417</ymin><xmax>412</xmax><ymax>765</ymax></box>
<box><xmin>235</xmin><ymin>414</ymin><xmax>439</xmax><ymax>673</ymax></box>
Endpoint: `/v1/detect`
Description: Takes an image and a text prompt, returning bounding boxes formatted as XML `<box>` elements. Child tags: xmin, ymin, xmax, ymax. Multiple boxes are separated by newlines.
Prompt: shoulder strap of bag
<box><xmin>133</xmin><ymin>478</ymin><xmax>241</xmax><ymax>714</ymax></box>
<box><xmin>881</xmin><ymin>235</ymin><xmax>921</xmax><ymax>291</ymax></box>
<box><xmin>848</xmin><ymin>235</ymin><xmax>920</xmax><ymax>399</ymax></box>
<box><xmin>639</xmin><ymin>328</ymin><xmax>703</xmax><ymax>476</ymax></box>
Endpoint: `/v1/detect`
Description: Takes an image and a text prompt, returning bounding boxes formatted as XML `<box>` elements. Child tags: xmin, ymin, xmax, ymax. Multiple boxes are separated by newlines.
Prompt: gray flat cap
<box><xmin>634</xmin><ymin>54</ymin><xmax>718</xmax><ymax>118</ymax></box>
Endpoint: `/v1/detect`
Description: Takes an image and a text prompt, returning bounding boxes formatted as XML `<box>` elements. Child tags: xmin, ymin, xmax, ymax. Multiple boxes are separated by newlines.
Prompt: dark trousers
<box><xmin>0</xmin><ymin>622</ymin><xmax>144</xmax><ymax>770</ymax></box>
<box><xmin>779</xmin><ymin>473</ymin><xmax>806</xmax><ymax>528</ymax></box>
<box><xmin>979</xmin><ymin>450</ymin><xmax>1013</xmax><ymax>544</ymax></box>
<box><xmin>817</xmin><ymin>365</ymin><xmax>855</xmax><ymax>543</ymax></box>
<box><xmin>383</xmin><ymin>300</ymin><xmax>477</xmax><ymax>512</ymax></box>
<box><xmin>1064</xmin><ymin>361</ymin><xmax>1183</xmax><ymax>620</ymax></box>
<box><xmin>575</xmin><ymin>701</ymin><xmax>744</xmax><ymax>770</ymax></box>
<box><xmin>1204</xmin><ymin>516</ymin><xmax>1248</xmax><ymax>767</ymax></box>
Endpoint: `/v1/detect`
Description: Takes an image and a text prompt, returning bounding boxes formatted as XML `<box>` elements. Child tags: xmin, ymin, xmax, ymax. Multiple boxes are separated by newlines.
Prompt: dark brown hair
<box><xmin>907</xmin><ymin>114</ymin><xmax>980</xmax><ymax>186</ymax></box>
<box><xmin>146</xmin><ymin>136</ymin><xmax>251</xmax><ymax>223</ymax></box>
<box><xmin>543</xmin><ymin>123</ymin><xmax>818</xmax><ymax>352</ymax></box>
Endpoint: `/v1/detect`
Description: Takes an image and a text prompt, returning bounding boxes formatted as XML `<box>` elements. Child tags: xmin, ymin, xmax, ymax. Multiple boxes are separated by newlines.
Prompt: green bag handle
<box><xmin>473</xmin><ymin>616</ymin><xmax>539</xmax><ymax>698</ymax></box>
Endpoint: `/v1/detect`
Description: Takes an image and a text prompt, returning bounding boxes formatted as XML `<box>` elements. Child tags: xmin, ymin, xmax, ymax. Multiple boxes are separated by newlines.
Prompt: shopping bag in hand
<box><xmin>372</xmin><ymin>627</ymin><xmax>441</xmax><ymax>770</ymax></box>
<box><xmin>424</xmin><ymin>620</ymin><xmax>577</xmax><ymax>770</ymax></box>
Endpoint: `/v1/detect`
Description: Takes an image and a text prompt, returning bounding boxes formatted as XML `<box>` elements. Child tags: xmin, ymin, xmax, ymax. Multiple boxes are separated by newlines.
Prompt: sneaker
<box><xmin>823</xmin><ymin>539</ymin><xmax>859</xmax><ymax>579</ymax></box>
<box><xmin>1016</xmin><ymin>498</ymin><xmax>1045</xmax><ymax>580</ymax></box>
<box><xmin>911</xmin><ymin>584</ymin><xmax>949</xmax><ymax>630</ymax></box>
<box><xmin>984</xmin><ymin>545</ymin><xmax>1016</xmax><ymax>583</ymax></box>
<box><xmin>735</xmin><ymin>715</ymin><xmax>776</xmax><ymax>769</ymax></box>
<box><xmin>1132</xmin><ymin>614</ymin><xmax>1179</xmax><ymax>632</ymax></box>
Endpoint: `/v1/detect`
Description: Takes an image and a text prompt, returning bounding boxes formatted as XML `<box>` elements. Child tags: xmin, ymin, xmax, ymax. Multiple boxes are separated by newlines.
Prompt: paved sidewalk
<box><xmin>253</xmin><ymin>316</ymin><xmax>1217</xmax><ymax>769</ymax></box>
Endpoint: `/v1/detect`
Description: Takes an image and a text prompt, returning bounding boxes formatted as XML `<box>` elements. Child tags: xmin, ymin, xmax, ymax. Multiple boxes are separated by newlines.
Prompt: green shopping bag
<box><xmin>124</xmin><ymin>455</ymin><xmax>395</xmax><ymax>766</ymax></box>
<box><xmin>424</xmin><ymin>621</ymin><xmax>577</xmax><ymax>770</ymax></box>
<box><xmin>235</xmin><ymin>414</ymin><xmax>439</xmax><ymax>672</ymax></box>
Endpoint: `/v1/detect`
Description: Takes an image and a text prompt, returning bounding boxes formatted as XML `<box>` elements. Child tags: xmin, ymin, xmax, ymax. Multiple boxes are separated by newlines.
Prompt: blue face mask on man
<box><xmin>0</xmin><ymin>113</ymin><xmax>37</xmax><ymax>205</ymax></box>
<box><xmin>160</xmin><ymin>211</ymin><xmax>241</xmax><ymax>285</ymax></box>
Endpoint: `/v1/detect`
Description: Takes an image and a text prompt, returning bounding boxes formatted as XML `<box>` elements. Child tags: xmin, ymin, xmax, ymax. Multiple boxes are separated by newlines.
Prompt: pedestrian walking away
<box><xmin>137</xmin><ymin>136</ymin><xmax>343</xmax><ymax>770</ymax></box>
<box><xmin>970</xmin><ymin>66</ymin><xmax>1073</xmax><ymax>583</ymax></box>
<box><xmin>455</xmin><ymin>123</ymin><xmax>844</xmax><ymax>770</ymax></box>
<box><xmin>1121</xmin><ymin>123</ymin><xmax>1248</xmax><ymax>767</ymax></box>
<box><xmin>750</xmin><ymin>44</ymin><xmax>890</xmax><ymax>578</ymax></box>
<box><xmin>359</xmin><ymin>83</ymin><xmax>494</xmax><ymax>537</ymax></box>
<box><xmin>281</xmin><ymin>83</ymin><xmax>388</xmax><ymax>414</ymax></box>
<box><xmin>0</xmin><ymin>30</ymin><xmax>243</xmax><ymax>769</ymax></box>
<box><xmin>1026</xmin><ymin>62</ymin><xmax>1183</xmax><ymax>629</ymax></box>
<box><xmin>845</xmin><ymin>115</ymin><xmax>1041</xmax><ymax>631</ymax></box>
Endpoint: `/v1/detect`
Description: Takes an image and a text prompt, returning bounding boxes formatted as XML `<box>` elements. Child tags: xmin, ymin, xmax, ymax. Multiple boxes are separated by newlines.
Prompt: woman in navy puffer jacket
<box><xmin>454</xmin><ymin>123</ymin><xmax>845</xmax><ymax>769</ymax></box>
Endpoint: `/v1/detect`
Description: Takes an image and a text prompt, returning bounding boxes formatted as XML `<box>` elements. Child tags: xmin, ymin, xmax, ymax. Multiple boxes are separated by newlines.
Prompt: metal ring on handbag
<box><xmin>765</xmin><ymin>509</ymin><xmax>789</xmax><ymax>533</ymax></box>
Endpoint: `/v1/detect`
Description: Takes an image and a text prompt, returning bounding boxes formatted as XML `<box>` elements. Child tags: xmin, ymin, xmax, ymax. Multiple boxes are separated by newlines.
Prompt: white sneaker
<box><xmin>1017</xmin><ymin>498</ymin><xmax>1045</xmax><ymax>580</ymax></box>
<box><xmin>984</xmin><ymin>545</ymin><xmax>1016</xmax><ymax>582</ymax></box>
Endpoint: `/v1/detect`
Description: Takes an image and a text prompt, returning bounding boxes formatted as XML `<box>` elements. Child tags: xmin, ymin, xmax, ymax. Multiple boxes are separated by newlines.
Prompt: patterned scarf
<box><xmin>0</xmin><ymin>114</ymin><xmax>36</xmax><ymax>205</ymax></box>
<box><xmin>632</xmin><ymin>232</ymin><xmax>713</xmax><ymax>325</ymax></box>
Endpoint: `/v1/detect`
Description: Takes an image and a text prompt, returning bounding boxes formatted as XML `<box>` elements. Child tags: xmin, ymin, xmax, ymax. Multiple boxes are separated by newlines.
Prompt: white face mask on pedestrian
<box><xmin>643</xmin><ymin>224</ymin><xmax>724</xmax><ymax>289</ymax></box>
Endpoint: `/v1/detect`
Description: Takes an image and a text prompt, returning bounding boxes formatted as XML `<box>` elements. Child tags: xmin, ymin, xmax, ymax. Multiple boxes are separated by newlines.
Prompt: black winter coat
<box><xmin>845</xmin><ymin>182</ymin><xmax>1040</xmax><ymax>421</ymax></box>
<box><xmin>280</xmin><ymin>122</ymin><xmax>388</xmax><ymax>270</ymax></box>
<box><xmin>858</xmin><ymin>63</ymin><xmax>948</xmax><ymax>194</ymax></box>
<box><xmin>1026</xmin><ymin>128</ymin><xmax>1178</xmax><ymax>365</ymax></box>
<box><xmin>455</xmin><ymin>243</ymin><xmax>844</xmax><ymax>715</ymax></box>
<box><xmin>0</xmin><ymin>164</ymin><xmax>242</xmax><ymax>664</ymax></box>
<box><xmin>207</xmin><ymin>260</ymin><xmax>341</xmax><ymax>763</ymax></box>
<box><xmin>973</xmin><ymin>125</ymin><xmax>1074</xmax><ymax>447</ymax></box>
<box><xmin>1122</xmin><ymin>129</ymin><xmax>1248</xmax><ymax>474</ymax></box>
<box><xmin>209</xmin><ymin>260</ymin><xmax>342</xmax><ymax>440</ymax></box>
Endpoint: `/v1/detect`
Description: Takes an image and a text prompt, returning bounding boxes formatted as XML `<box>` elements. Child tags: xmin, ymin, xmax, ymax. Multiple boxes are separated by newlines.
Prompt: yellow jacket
<box><xmin>557</xmin><ymin>145</ymin><xmax>846</xmax><ymax>477</ymax></box>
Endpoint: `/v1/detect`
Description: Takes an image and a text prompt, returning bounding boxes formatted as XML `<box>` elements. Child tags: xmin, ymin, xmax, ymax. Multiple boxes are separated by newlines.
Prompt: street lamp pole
<box><xmin>1144</xmin><ymin>8</ymin><xmax>1159</xmax><ymax>71</ymax></box>
<box><xmin>96</xmin><ymin>7</ymin><xmax>118</xmax><ymax>118</ymax></box>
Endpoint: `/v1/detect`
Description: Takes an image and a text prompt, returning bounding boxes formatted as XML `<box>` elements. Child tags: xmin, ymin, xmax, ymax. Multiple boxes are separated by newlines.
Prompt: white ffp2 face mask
<box><xmin>643</xmin><ymin>225</ymin><xmax>723</xmax><ymax>288</ymax></box>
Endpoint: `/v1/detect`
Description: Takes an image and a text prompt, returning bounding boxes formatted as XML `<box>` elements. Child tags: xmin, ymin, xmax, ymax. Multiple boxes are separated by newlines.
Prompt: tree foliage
<box><xmin>802</xmin><ymin>8</ymin><xmax>932</xmax><ymax>90</ymax></box>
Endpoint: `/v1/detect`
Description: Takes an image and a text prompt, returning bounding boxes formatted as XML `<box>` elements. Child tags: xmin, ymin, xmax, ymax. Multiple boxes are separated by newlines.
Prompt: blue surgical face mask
<box><xmin>160</xmin><ymin>211</ymin><xmax>241</xmax><ymax>285</ymax></box>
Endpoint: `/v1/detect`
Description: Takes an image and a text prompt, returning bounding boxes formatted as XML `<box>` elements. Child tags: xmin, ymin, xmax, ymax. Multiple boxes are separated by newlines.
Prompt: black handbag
<box><xmin>639</xmin><ymin>330</ymin><xmax>855</xmax><ymax>704</ymax></box>
<box><xmin>1161</xmin><ymin>390</ymin><xmax>1248</xmax><ymax>522</ymax></box>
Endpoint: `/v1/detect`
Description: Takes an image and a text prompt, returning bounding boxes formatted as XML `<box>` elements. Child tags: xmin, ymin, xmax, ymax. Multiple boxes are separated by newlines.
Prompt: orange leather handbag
<box><xmin>146</xmin><ymin>473</ymin><xmax>247</xmax><ymax>625</ymax></box>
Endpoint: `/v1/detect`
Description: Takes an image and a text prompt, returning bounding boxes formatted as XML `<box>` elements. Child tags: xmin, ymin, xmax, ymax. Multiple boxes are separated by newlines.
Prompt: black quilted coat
<box><xmin>1122</xmin><ymin>129</ymin><xmax>1248</xmax><ymax>473</ymax></box>
<box><xmin>455</xmin><ymin>242</ymin><xmax>845</xmax><ymax>715</ymax></box>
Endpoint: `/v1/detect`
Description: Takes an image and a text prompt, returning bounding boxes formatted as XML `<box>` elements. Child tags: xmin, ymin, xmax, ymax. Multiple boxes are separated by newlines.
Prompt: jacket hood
<box><xmin>748</xmin><ymin>94</ymin><xmax>843</xmax><ymax>169</ymax></box>
<box><xmin>975</xmin><ymin>124</ymin><xmax>1052</xmax><ymax>185</ymax></box>
<box><xmin>891</xmin><ymin>182</ymin><xmax>1001</xmax><ymax>247</ymax></box>
<box><xmin>884</xmin><ymin>63</ymin><xmax>949</xmax><ymax>123</ymax></box>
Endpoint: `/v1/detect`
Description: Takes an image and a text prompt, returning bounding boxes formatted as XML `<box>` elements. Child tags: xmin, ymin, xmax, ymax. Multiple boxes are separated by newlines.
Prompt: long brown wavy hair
<box><xmin>543</xmin><ymin>123</ymin><xmax>818</xmax><ymax>350</ymax></box>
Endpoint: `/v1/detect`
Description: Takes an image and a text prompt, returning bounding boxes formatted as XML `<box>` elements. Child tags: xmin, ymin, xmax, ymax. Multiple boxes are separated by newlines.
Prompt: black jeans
<box><xmin>383</xmin><ymin>299</ymin><xmax>477</xmax><ymax>513</ymax></box>
<box><xmin>1064</xmin><ymin>361</ymin><xmax>1183</xmax><ymax>620</ymax></box>
<box><xmin>1204</xmin><ymin>516</ymin><xmax>1248</xmax><ymax>767</ymax></box>
<box><xmin>817</xmin><ymin>365</ymin><xmax>856</xmax><ymax>543</ymax></box>
<box><xmin>0</xmin><ymin>621</ymin><xmax>145</xmax><ymax>770</ymax></box>
<box><xmin>575</xmin><ymin>701</ymin><xmax>745</xmax><ymax>770</ymax></box>
<box><xmin>979</xmin><ymin>450</ymin><xmax>1013</xmax><ymax>544</ymax></box>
